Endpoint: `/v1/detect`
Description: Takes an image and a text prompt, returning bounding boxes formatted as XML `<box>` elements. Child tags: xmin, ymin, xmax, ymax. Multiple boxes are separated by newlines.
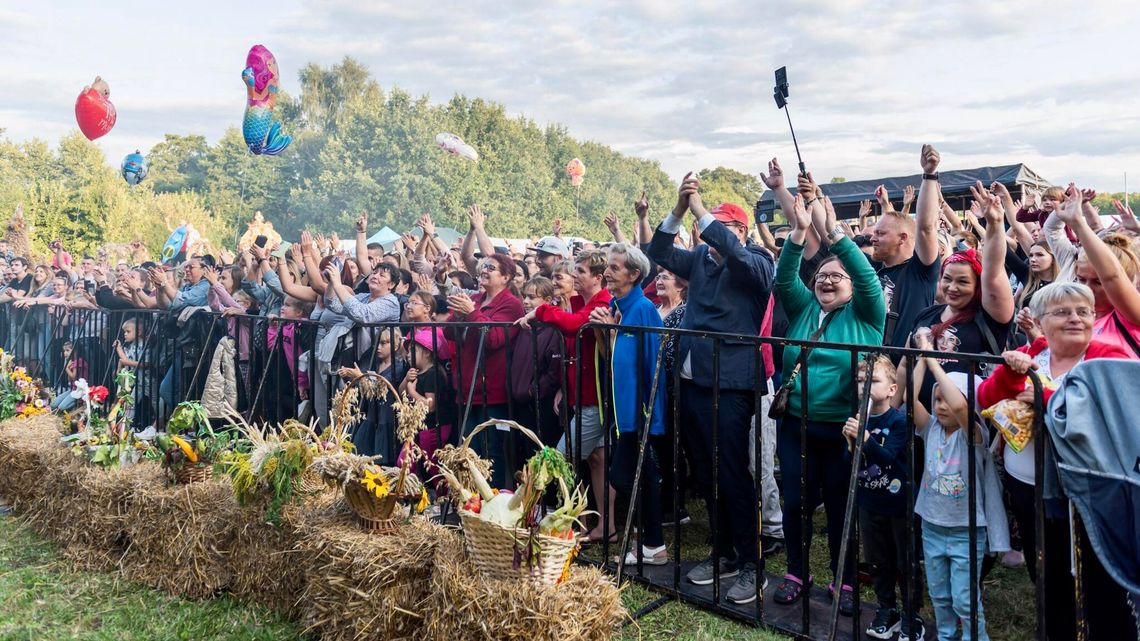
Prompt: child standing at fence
<box><xmin>843</xmin><ymin>355</ymin><xmax>925</xmax><ymax>640</ymax></box>
<box><xmin>113</xmin><ymin>318</ymin><xmax>151</xmax><ymax>429</ymax></box>
<box><xmin>398</xmin><ymin>327</ymin><xmax>454</xmax><ymax>484</ymax></box>
<box><xmin>337</xmin><ymin>331</ymin><xmax>407</xmax><ymax>459</ymax></box>
<box><xmin>910</xmin><ymin>328</ymin><xmax>1008</xmax><ymax>641</ymax></box>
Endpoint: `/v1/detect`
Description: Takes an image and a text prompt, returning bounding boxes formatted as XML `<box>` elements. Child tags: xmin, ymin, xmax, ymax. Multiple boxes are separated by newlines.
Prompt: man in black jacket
<box><xmin>648</xmin><ymin>173</ymin><xmax>775</xmax><ymax>605</ymax></box>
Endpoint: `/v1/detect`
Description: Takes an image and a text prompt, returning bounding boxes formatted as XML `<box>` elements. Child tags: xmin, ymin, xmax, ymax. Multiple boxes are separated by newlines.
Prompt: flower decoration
<box><xmin>360</xmin><ymin>467</ymin><xmax>390</xmax><ymax>499</ymax></box>
<box><xmin>89</xmin><ymin>386</ymin><xmax>109</xmax><ymax>404</ymax></box>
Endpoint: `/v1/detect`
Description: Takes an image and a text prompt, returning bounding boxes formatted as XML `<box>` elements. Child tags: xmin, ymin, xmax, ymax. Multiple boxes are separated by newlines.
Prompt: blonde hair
<box><xmin>872</xmin><ymin>355</ymin><xmax>897</xmax><ymax>385</ymax></box>
<box><xmin>1042</xmin><ymin>186</ymin><xmax>1065</xmax><ymax>202</ymax></box>
<box><xmin>1077</xmin><ymin>233</ymin><xmax>1140</xmax><ymax>282</ymax></box>
<box><xmin>1016</xmin><ymin>240</ymin><xmax>1059</xmax><ymax>309</ymax></box>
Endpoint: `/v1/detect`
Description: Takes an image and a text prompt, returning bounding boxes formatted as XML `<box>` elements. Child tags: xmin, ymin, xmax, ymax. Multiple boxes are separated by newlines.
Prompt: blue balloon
<box><xmin>121</xmin><ymin>150</ymin><xmax>148</xmax><ymax>186</ymax></box>
<box><xmin>161</xmin><ymin>225</ymin><xmax>188</xmax><ymax>265</ymax></box>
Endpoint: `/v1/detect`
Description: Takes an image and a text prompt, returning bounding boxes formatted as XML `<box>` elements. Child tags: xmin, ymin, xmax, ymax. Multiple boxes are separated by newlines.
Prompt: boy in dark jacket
<box><xmin>843</xmin><ymin>355</ymin><xmax>924</xmax><ymax>640</ymax></box>
<box><xmin>510</xmin><ymin>277</ymin><xmax>563</xmax><ymax>454</ymax></box>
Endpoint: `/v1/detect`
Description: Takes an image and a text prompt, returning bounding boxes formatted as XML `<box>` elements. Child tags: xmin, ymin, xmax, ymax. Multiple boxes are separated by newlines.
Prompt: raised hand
<box><xmin>552</xmin><ymin>217</ymin><xmax>563</xmax><ymax>237</ymax></box>
<box><xmin>1081</xmin><ymin>188</ymin><xmax>1097</xmax><ymax>203</ymax></box>
<box><xmin>1112</xmin><ymin>199</ymin><xmax>1140</xmax><ymax>234</ymax></box>
<box><xmin>330</xmin><ymin>231</ymin><xmax>341</xmax><ymax>251</ymax></box>
<box><xmin>634</xmin><ymin>190</ymin><xmax>649</xmax><ymax>219</ymax></box>
<box><xmin>920</xmin><ymin>144</ymin><xmax>940</xmax><ymax>174</ymax></box>
<box><xmin>758</xmin><ymin>158</ymin><xmax>784</xmax><ymax>190</ymax></box>
<box><xmin>355</xmin><ymin>212</ymin><xmax>368</xmax><ymax>234</ymax></box>
<box><xmin>1055</xmin><ymin>182</ymin><xmax>1085</xmax><ymax>226</ymax></box>
<box><xmin>467</xmin><ymin>204</ymin><xmax>486</xmax><ymax>230</ymax></box>
<box><xmin>822</xmin><ymin>196</ymin><xmax>839</xmax><ymax>233</ymax></box>
<box><xmin>902</xmin><ymin>184</ymin><xmax>917</xmax><ymax>207</ymax></box>
<box><xmin>417</xmin><ymin>213</ymin><xmax>435</xmax><ymax>237</ymax></box>
<box><xmin>604</xmin><ymin>212</ymin><xmax>621</xmax><ymax>237</ymax></box>
<box><xmin>674</xmin><ymin>171</ymin><xmax>698</xmax><ymax>217</ymax></box>
<box><xmin>201</xmin><ymin>265</ymin><xmax>218</xmax><ymax>285</ymax></box>
<box><xmin>968</xmin><ymin>180</ymin><xmax>1002</xmax><ymax>225</ymax></box>
<box><xmin>796</xmin><ymin>171</ymin><xmax>818</xmax><ymax>198</ymax></box>
<box><xmin>787</xmin><ymin>194</ymin><xmax>811</xmax><ymax>230</ymax></box>
<box><xmin>875</xmin><ymin>185</ymin><xmax>893</xmax><ymax>212</ymax></box>
<box><xmin>1023</xmin><ymin>191</ymin><xmax>1038</xmax><ymax>209</ymax></box>
<box><xmin>858</xmin><ymin>199</ymin><xmax>872</xmax><ymax>224</ymax></box>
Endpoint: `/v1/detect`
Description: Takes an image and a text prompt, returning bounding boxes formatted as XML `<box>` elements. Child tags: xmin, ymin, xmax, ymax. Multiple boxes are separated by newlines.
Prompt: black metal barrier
<box><xmin>0</xmin><ymin>304</ymin><xmax>1079</xmax><ymax>641</ymax></box>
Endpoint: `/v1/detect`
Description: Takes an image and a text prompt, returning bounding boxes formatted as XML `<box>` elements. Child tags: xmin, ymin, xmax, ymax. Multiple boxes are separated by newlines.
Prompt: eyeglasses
<box><xmin>814</xmin><ymin>272</ymin><xmax>850</xmax><ymax>284</ymax></box>
<box><xmin>1042</xmin><ymin>307</ymin><xmax>1095</xmax><ymax>319</ymax></box>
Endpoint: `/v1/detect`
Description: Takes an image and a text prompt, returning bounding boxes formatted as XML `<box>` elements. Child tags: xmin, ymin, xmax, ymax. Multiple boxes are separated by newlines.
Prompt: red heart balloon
<box><xmin>75</xmin><ymin>88</ymin><xmax>116</xmax><ymax>140</ymax></box>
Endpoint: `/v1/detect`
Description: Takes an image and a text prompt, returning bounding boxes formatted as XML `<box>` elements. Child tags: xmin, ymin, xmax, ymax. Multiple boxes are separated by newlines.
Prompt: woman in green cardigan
<box><xmin>772</xmin><ymin>193</ymin><xmax>886</xmax><ymax>612</ymax></box>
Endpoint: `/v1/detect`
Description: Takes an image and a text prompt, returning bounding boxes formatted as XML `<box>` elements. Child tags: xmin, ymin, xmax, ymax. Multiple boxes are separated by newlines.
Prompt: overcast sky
<box><xmin>2</xmin><ymin>1</ymin><xmax>1138</xmax><ymax>191</ymax></box>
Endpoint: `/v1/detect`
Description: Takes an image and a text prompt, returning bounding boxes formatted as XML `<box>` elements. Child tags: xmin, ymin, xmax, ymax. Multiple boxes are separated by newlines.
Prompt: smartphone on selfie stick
<box><xmin>773</xmin><ymin>66</ymin><xmax>807</xmax><ymax>176</ymax></box>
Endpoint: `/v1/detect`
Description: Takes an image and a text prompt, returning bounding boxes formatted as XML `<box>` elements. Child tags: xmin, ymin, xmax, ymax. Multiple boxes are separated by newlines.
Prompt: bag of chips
<box><xmin>982</xmin><ymin>399</ymin><xmax>1034</xmax><ymax>453</ymax></box>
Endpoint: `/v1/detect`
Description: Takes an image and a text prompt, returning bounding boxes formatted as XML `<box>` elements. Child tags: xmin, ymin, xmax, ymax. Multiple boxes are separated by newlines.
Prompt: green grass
<box><xmin>0</xmin><ymin>515</ymin><xmax>305</xmax><ymax>641</ymax></box>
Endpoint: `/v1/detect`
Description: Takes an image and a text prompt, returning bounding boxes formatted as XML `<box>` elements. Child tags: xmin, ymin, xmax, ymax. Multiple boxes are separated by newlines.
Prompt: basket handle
<box><xmin>462</xmin><ymin>419</ymin><xmax>544</xmax><ymax>451</ymax></box>
<box><xmin>334</xmin><ymin>371</ymin><xmax>401</xmax><ymax>419</ymax></box>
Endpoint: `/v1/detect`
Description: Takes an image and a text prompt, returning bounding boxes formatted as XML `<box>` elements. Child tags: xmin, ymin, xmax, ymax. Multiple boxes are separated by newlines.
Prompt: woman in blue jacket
<box><xmin>590</xmin><ymin>243</ymin><xmax>668</xmax><ymax>565</ymax></box>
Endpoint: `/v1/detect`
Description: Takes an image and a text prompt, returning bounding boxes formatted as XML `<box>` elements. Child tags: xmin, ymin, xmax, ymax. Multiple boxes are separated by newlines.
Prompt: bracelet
<box><xmin>923</xmin><ymin>172</ymin><xmax>940</xmax><ymax>181</ymax></box>
<box><xmin>805</xmin><ymin>197</ymin><xmax>819</xmax><ymax>208</ymax></box>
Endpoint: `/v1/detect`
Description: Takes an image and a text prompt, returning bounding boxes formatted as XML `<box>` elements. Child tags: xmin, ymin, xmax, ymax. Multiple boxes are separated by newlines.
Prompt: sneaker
<box><xmin>726</xmin><ymin>563</ymin><xmax>767</xmax><ymax>604</ymax></box>
<box><xmin>773</xmin><ymin>573</ymin><xmax>811</xmax><ymax>604</ymax></box>
<box><xmin>662</xmin><ymin>509</ymin><xmax>691</xmax><ymax>527</ymax></box>
<box><xmin>621</xmin><ymin>544</ymin><xmax>669</xmax><ymax>566</ymax></box>
<box><xmin>899</xmin><ymin>615</ymin><xmax>925</xmax><ymax>641</ymax></box>
<box><xmin>828</xmin><ymin>582</ymin><xmax>856</xmax><ymax>617</ymax></box>
<box><xmin>685</xmin><ymin>556</ymin><xmax>739</xmax><ymax>586</ymax></box>
<box><xmin>866</xmin><ymin>607</ymin><xmax>901</xmax><ymax>639</ymax></box>
<box><xmin>761</xmin><ymin>535</ymin><xmax>785</xmax><ymax>556</ymax></box>
<box><xmin>134</xmin><ymin>426</ymin><xmax>157</xmax><ymax>441</ymax></box>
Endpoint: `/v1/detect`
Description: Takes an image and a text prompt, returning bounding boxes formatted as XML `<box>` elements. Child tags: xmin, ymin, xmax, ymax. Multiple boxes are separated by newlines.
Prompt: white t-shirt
<box><xmin>1002</xmin><ymin>349</ymin><xmax>1076</xmax><ymax>484</ymax></box>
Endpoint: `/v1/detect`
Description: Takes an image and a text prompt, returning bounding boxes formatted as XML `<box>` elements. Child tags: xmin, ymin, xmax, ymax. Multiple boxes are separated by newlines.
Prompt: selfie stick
<box><xmin>773</xmin><ymin>67</ymin><xmax>807</xmax><ymax>175</ymax></box>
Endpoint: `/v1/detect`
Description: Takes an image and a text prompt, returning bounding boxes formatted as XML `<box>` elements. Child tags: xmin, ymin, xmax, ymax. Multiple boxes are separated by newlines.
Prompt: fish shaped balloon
<box><xmin>75</xmin><ymin>76</ymin><xmax>116</xmax><ymax>141</ymax></box>
<box><xmin>241</xmin><ymin>45</ymin><xmax>292</xmax><ymax>155</ymax></box>
<box><xmin>435</xmin><ymin>132</ymin><xmax>478</xmax><ymax>161</ymax></box>
<box><xmin>160</xmin><ymin>223</ymin><xmax>200</xmax><ymax>265</ymax></box>
<box><xmin>121</xmin><ymin>150</ymin><xmax>148</xmax><ymax>186</ymax></box>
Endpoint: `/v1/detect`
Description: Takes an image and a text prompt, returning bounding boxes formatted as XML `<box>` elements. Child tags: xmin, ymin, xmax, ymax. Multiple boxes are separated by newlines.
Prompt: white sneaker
<box><xmin>134</xmin><ymin>426</ymin><xmax>157</xmax><ymax>441</ymax></box>
<box><xmin>622</xmin><ymin>544</ymin><xmax>669</xmax><ymax>566</ymax></box>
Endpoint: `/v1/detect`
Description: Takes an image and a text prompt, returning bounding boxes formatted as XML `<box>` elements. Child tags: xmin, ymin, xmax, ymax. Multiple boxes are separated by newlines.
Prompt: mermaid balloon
<box><xmin>241</xmin><ymin>45</ymin><xmax>292</xmax><ymax>156</ymax></box>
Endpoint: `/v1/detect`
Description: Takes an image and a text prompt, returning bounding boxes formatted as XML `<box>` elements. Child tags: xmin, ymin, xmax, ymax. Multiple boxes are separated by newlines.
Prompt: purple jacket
<box><xmin>509</xmin><ymin>324</ymin><xmax>563</xmax><ymax>402</ymax></box>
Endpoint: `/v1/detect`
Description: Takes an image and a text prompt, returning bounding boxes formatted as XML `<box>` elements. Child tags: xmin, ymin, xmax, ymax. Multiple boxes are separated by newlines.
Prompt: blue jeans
<box><xmin>922</xmin><ymin>522</ymin><xmax>989</xmax><ymax>641</ymax></box>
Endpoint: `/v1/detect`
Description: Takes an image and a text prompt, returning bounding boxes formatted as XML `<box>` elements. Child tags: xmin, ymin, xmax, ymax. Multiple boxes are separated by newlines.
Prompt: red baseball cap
<box><xmin>710</xmin><ymin>203</ymin><xmax>749</xmax><ymax>228</ymax></box>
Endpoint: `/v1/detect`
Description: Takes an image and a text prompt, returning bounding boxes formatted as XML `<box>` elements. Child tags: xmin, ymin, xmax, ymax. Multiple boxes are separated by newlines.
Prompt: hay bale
<box><xmin>296</xmin><ymin>503</ymin><xmax>445</xmax><ymax>641</ymax></box>
<box><xmin>120</xmin><ymin>476</ymin><xmax>241</xmax><ymax>598</ymax></box>
<box><xmin>59</xmin><ymin>462</ymin><xmax>165</xmax><ymax>571</ymax></box>
<box><xmin>425</xmin><ymin>535</ymin><xmax>627</xmax><ymax>641</ymax></box>
<box><xmin>228</xmin><ymin>490</ymin><xmax>339</xmax><ymax>617</ymax></box>
<box><xmin>0</xmin><ymin>415</ymin><xmax>67</xmax><ymax>508</ymax></box>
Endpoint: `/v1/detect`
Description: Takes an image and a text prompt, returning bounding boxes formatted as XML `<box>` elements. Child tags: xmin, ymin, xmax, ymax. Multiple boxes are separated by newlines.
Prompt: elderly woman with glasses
<box><xmin>772</xmin><ymin>193</ymin><xmax>886</xmax><ymax>610</ymax></box>
<box><xmin>978</xmin><ymin>281</ymin><xmax>1130</xmax><ymax>639</ymax></box>
<box><xmin>444</xmin><ymin>252</ymin><xmax>525</xmax><ymax>488</ymax></box>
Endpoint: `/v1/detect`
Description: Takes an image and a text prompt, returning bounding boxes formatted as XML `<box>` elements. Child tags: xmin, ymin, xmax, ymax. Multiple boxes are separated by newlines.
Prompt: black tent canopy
<box><xmin>754</xmin><ymin>163</ymin><xmax>1053</xmax><ymax>222</ymax></box>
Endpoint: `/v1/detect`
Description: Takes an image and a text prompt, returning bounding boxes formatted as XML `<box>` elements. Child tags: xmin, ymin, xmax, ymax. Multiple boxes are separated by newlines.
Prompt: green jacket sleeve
<box><xmin>776</xmin><ymin>239</ymin><xmax>813</xmax><ymax>318</ymax></box>
<box><xmin>832</xmin><ymin>236</ymin><xmax>886</xmax><ymax>331</ymax></box>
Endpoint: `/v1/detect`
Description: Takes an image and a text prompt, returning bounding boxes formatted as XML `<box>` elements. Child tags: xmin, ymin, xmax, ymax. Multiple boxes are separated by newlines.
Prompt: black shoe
<box><xmin>829</xmin><ymin>582</ymin><xmax>856</xmax><ymax>617</ymax></box>
<box><xmin>761</xmin><ymin>535</ymin><xmax>784</xmax><ymax>556</ymax></box>
<box><xmin>865</xmin><ymin>607</ymin><xmax>901</xmax><ymax>639</ymax></box>
<box><xmin>899</xmin><ymin>615</ymin><xmax>925</xmax><ymax>641</ymax></box>
<box><xmin>662</xmin><ymin>509</ymin><xmax>691</xmax><ymax>527</ymax></box>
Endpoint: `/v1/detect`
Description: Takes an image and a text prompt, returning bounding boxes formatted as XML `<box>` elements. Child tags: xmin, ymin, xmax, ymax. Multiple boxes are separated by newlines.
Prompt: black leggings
<box><xmin>777</xmin><ymin>416</ymin><xmax>855</xmax><ymax>586</ymax></box>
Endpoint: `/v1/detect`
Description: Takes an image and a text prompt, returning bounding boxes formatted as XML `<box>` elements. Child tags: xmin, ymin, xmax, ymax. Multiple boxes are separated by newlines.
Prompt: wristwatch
<box><xmin>923</xmin><ymin>172</ymin><xmax>939</xmax><ymax>181</ymax></box>
<box><xmin>827</xmin><ymin>224</ymin><xmax>845</xmax><ymax>243</ymax></box>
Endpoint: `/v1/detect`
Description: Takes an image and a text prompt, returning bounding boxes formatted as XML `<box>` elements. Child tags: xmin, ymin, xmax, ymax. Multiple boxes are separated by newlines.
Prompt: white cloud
<box><xmin>0</xmin><ymin>0</ymin><xmax>1137</xmax><ymax>191</ymax></box>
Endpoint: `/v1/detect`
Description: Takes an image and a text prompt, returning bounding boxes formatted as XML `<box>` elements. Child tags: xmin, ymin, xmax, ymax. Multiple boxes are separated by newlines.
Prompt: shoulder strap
<box><xmin>1111</xmin><ymin>312</ymin><xmax>1140</xmax><ymax>358</ymax></box>
<box><xmin>973</xmin><ymin>310</ymin><xmax>1003</xmax><ymax>355</ymax></box>
<box><xmin>782</xmin><ymin>311</ymin><xmax>838</xmax><ymax>388</ymax></box>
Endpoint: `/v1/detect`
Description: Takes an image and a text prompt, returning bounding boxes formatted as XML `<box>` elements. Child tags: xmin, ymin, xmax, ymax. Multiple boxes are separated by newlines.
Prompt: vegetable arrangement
<box><xmin>65</xmin><ymin>371</ymin><xmax>150</xmax><ymax>468</ymax></box>
<box><xmin>154</xmin><ymin>401</ymin><xmax>233</xmax><ymax>480</ymax></box>
<box><xmin>218</xmin><ymin>412</ymin><xmax>351</xmax><ymax>524</ymax></box>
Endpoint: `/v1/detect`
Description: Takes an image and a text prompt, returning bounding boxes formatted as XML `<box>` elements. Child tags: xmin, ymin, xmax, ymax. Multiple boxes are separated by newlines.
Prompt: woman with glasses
<box><xmin>979</xmin><ymin>281</ymin><xmax>1130</xmax><ymax>639</ymax></box>
<box><xmin>772</xmin><ymin>194</ymin><xmax>886</xmax><ymax>613</ymax></box>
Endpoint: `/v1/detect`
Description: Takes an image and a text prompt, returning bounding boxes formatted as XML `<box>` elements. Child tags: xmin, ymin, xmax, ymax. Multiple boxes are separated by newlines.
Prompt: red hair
<box><xmin>931</xmin><ymin>249</ymin><xmax>983</xmax><ymax>342</ymax></box>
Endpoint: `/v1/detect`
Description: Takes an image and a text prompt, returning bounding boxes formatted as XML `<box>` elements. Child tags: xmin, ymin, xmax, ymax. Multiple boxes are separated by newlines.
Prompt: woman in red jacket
<box><xmin>444</xmin><ymin>252</ymin><xmax>524</xmax><ymax>489</ymax></box>
<box><xmin>978</xmin><ymin>281</ymin><xmax>1129</xmax><ymax>641</ymax></box>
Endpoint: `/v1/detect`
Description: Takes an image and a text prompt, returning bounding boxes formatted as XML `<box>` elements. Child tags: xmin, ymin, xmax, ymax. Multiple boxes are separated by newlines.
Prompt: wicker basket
<box><xmin>457</xmin><ymin>419</ymin><xmax>581</xmax><ymax>586</ymax></box>
<box><xmin>342</xmin><ymin>466</ymin><xmax>424</xmax><ymax>533</ymax></box>
<box><xmin>172</xmin><ymin>463</ymin><xmax>212</xmax><ymax>485</ymax></box>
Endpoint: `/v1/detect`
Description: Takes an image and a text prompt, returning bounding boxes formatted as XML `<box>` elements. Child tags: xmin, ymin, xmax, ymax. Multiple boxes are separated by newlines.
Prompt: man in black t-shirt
<box><xmin>5</xmin><ymin>257</ymin><xmax>32</xmax><ymax>297</ymax></box>
<box><xmin>869</xmin><ymin>145</ymin><xmax>943</xmax><ymax>347</ymax></box>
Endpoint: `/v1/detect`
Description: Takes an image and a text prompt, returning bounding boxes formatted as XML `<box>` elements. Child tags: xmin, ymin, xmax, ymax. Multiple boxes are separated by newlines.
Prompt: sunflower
<box><xmin>360</xmin><ymin>467</ymin><xmax>390</xmax><ymax>499</ymax></box>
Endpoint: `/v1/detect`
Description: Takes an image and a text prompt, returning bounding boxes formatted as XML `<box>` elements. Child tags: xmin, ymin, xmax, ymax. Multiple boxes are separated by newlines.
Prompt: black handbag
<box><xmin>769</xmin><ymin>311</ymin><xmax>836</xmax><ymax>420</ymax></box>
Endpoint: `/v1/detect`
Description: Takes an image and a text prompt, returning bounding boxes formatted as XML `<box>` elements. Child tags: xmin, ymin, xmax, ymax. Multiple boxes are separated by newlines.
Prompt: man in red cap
<box><xmin>648</xmin><ymin>173</ymin><xmax>775</xmax><ymax>605</ymax></box>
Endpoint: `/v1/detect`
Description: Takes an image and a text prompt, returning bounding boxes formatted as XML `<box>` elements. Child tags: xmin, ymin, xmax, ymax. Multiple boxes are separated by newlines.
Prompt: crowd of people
<box><xmin>1</xmin><ymin>144</ymin><xmax>1138</xmax><ymax>641</ymax></box>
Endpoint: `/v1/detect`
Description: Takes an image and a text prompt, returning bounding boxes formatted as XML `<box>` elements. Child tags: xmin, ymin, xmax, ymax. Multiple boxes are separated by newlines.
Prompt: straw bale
<box><xmin>296</xmin><ymin>502</ymin><xmax>445</xmax><ymax>641</ymax></box>
<box><xmin>425</xmin><ymin>534</ymin><xmax>627</xmax><ymax>641</ymax></box>
<box><xmin>120</xmin><ymin>476</ymin><xmax>241</xmax><ymax>598</ymax></box>
<box><xmin>228</xmin><ymin>489</ymin><xmax>339</xmax><ymax>617</ymax></box>
<box><xmin>0</xmin><ymin>415</ymin><xmax>67</xmax><ymax>508</ymax></box>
